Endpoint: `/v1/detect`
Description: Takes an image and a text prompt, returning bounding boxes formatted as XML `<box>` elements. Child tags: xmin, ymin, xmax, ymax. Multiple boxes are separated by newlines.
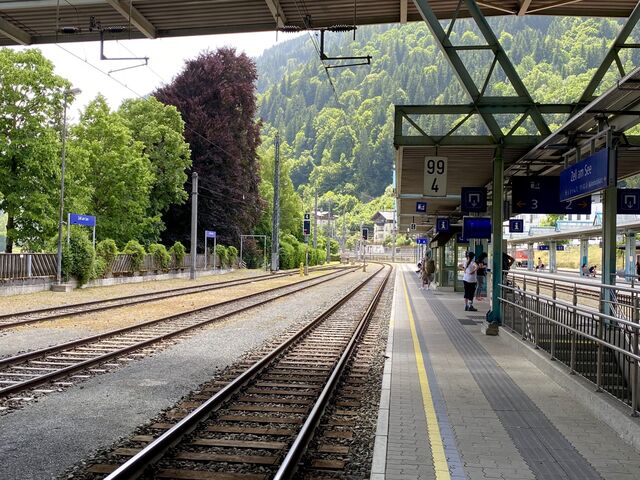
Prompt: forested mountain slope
<box><xmin>256</xmin><ymin>17</ymin><xmax>637</xmax><ymax>201</ymax></box>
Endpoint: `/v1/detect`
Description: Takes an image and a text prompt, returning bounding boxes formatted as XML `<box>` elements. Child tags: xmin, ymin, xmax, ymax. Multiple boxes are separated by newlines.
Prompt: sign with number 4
<box><xmin>423</xmin><ymin>156</ymin><xmax>447</xmax><ymax>197</ymax></box>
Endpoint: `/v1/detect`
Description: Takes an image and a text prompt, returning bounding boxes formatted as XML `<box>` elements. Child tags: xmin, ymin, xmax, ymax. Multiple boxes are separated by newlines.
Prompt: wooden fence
<box><xmin>0</xmin><ymin>252</ymin><xmax>224</xmax><ymax>281</ymax></box>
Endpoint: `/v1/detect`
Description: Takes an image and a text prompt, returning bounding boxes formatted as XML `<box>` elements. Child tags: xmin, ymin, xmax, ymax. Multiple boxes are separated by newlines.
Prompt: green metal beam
<box><xmin>394</xmin><ymin>135</ymin><xmax>541</xmax><ymax>147</ymax></box>
<box><xmin>411</xmin><ymin>0</ymin><xmax>503</xmax><ymax>139</ymax></box>
<box><xmin>396</xmin><ymin>104</ymin><xmax>575</xmax><ymax>115</ymax></box>
<box><xmin>411</xmin><ymin>0</ymin><xmax>551</xmax><ymax>139</ymax></box>
<box><xmin>463</xmin><ymin>0</ymin><xmax>551</xmax><ymax>136</ymax></box>
<box><xmin>577</xmin><ymin>0</ymin><xmax>640</xmax><ymax>110</ymax></box>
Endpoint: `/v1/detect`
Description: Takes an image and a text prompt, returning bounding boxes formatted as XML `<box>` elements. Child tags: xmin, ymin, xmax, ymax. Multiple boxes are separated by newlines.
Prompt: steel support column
<box><xmin>602</xmin><ymin>137</ymin><xmax>618</xmax><ymax>316</ymax></box>
<box><xmin>549</xmin><ymin>241</ymin><xmax>557</xmax><ymax>273</ymax></box>
<box><xmin>528</xmin><ymin>243</ymin><xmax>534</xmax><ymax>271</ymax></box>
<box><xmin>490</xmin><ymin>146</ymin><xmax>504</xmax><ymax>324</ymax></box>
<box><xmin>625</xmin><ymin>232</ymin><xmax>636</xmax><ymax>279</ymax></box>
<box><xmin>580</xmin><ymin>238</ymin><xmax>589</xmax><ymax>276</ymax></box>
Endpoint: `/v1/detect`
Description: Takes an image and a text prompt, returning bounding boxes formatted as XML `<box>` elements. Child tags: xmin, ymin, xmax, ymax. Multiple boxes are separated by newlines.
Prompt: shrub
<box><xmin>123</xmin><ymin>240</ymin><xmax>146</xmax><ymax>272</ymax></box>
<box><xmin>95</xmin><ymin>239</ymin><xmax>118</xmax><ymax>276</ymax></box>
<box><xmin>279</xmin><ymin>238</ymin><xmax>297</xmax><ymax>269</ymax></box>
<box><xmin>169</xmin><ymin>241</ymin><xmax>186</xmax><ymax>268</ymax></box>
<box><xmin>227</xmin><ymin>245</ymin><xmax>238</xmax><ymax>267</ymax></box>
<box><xmin>62</xmin><ymin>229</ymin><xmax>95</xmax><ymax>286</ymax></box>
<box><xmin>215</xmin><ymin>244</ymin><xmax>228</xmax><ymax>268</ymax></box>
<box><xmin>94</xmin><ymin>256</ymin><xmax>108</xmax><ymax>278</ymax></box>
<box><xmin>149</xmin><ymin>243</ymin><xmax>171</xmax><ymax>270</ymax></box>
<box><xmin>316</xmin><ymin>248</ymin><xmax>327</xmax><ymax>265</ymax></box>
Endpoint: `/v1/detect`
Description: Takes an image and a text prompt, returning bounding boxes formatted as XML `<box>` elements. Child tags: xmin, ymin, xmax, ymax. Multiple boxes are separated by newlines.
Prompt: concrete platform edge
<box><xmin>498</xmin><ymin>325</ymin><xmax>640</xmax><ymax>452</ymax></box>
<box><xmin>371</xmin><ymin>269</ymin><xmax>398</xmax><ymax>479</ymax></box>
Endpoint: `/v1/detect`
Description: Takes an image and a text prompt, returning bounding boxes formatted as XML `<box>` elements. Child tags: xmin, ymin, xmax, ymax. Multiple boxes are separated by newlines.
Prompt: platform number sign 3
<box><xmin>424</xmin><ymin>156</ymin><xmax>447</xmax><ymax>197</ymax></box>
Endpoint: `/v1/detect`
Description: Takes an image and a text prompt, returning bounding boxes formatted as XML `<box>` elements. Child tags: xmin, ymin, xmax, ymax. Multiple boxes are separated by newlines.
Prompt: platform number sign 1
<box><xmin>423</xmin><ymin>156</ymin><xmax>447</xmax><ymax>197</ymax></box>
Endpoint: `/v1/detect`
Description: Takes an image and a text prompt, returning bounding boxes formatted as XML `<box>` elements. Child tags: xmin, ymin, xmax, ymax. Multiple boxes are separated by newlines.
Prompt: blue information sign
<box><xmin>560</xmin><ymin>149</ymin><xmax>609</xmax><ymax>202</ymax></box>
<box><xmin>556</xmin><ymin>244</ymin><xmax>565</xmax><ymax>251</ymax></box>
<box><xmin>416</xmin><ymin>201</ymin><xmax>427</xmax><ymax>213</ymax></box>
<box><xmin>538</xmin><ymin>245</ymin><xmax>550</xmax><ymax>251</ymax></box>
<box><xmin>461</xmin><ymin>187</ymin><xmax>487</xmax><ymax>212</ymax></box>
<box><xmin>69</xmin><ymin>213</ymin><xmax>96</xmax><ymax>227</ymax></box>
<box><xmin>508</xmin><ymin>219</ymin><xmax>524</xmax><ymax>233</ymax></box>
<box><xmin>205</xmin><ymin>230</ymin><xmax>217</xmax><ymax>238</ymax></box>
<box><xmin>618</xmin><ymin>189</ymin><xmax>640</xmax><ymax>214</ymax></box>
<box><xmin>512</xmin><ymin>177</ymin><xmax>591</xmax><ymax>214</ymax></box>
<box><xmin>416</xmin><ymin>237</ymin><xmax>428</xmax><ymax>245</ymax></box>
<box><xmin>456</xmin><ymin>233</ymin><xmax>468</xmax><ymax>244</ymax></box>
<box><xmin>435</xmin><ymin>218</ymin><xmax>450</xmax><ymax>233</ymax></box>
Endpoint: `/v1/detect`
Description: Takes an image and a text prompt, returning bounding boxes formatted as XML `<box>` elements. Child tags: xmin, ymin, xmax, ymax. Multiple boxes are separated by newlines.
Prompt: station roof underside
<box><xmin>507</xmin><ymin>221</ymin><xmax>640</xmax><ymax>244</ymax></box>
<box><xmin>1</xmin><ymin>1</ymin><xmax>639</xmax><ymax>47</ymax></box>
<box><xmin>397</xmin><ymin>66</ymin><xmax>640</xmax><ymax>233</ymax></box>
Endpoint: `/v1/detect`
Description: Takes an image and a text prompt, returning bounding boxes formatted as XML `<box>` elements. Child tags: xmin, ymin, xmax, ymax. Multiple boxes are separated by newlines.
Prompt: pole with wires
<box><xmin>271</xmin><ymin>133</ymin><xmax>281</xmax><ymax>272</ymax></box>
<box><xmin>190</xmin><ymin>172</ymin><xmax>198</xmax><ymax>280</ymax></box>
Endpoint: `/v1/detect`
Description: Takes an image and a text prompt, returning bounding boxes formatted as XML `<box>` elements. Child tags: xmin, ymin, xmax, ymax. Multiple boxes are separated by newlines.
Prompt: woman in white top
<box><xmin>461</xmin><ymin>251</ymin><xmax>478</xmax><ymax>311</ymax></box>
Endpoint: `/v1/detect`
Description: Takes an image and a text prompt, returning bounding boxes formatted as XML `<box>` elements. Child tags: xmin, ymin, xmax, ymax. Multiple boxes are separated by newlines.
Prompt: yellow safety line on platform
<box><xmin>401</xmin><ymin>272</ymin><xmax>451</xmax><ymax>480</ymax></box>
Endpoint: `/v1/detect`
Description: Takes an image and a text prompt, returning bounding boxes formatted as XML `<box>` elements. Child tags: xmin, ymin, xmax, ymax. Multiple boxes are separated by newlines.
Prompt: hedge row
<box><xmin>61</xmin><ymin>230</ymin><xmax>238</xmax><ymax>286</ymax></box>
<box><xmin>279</xmin><ymin>234</ymin><xmax>327</xmax><ymax>269</ymax></box>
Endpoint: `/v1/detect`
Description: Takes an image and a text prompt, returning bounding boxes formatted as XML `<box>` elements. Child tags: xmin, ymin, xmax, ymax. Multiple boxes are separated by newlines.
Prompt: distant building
<box><xmin>371</xmin><ymin>211</ymin><xmax>395</xmax><ymax>243</ymax></box>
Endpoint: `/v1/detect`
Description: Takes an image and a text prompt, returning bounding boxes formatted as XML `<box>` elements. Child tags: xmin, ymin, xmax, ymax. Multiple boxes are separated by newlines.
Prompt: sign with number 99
<box><xmin>423</xmin><ymin>156</ymin><xmax>447</xmax><ymax>197</ymax></box>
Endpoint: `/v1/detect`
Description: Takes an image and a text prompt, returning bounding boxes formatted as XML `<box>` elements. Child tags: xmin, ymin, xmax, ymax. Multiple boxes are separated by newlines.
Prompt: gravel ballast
<box><xmin>0</xmin><ymin>269</ymin><xmax>368</xmax><ymax>480</ymax></box>
<box><xmin>0</xmin><ymin>270</ymin><xmax>333</xmax><ymax>359</ymax></box>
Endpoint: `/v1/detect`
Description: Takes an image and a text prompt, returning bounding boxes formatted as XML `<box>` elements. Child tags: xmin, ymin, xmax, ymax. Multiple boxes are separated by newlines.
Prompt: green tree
<box><xmin>118</xmin><ymin>97</ymin><xmax>192</xmax><ymax>240</ymax></box>
<box><xmin>0</xmin><ymin>48</ymin><xmax>70</xmax><ymax>252</ymax></box>
<box><xmin>67</xmin><ymin>96</ymin><xmax>155</xmax><ymax>246</ymax></box>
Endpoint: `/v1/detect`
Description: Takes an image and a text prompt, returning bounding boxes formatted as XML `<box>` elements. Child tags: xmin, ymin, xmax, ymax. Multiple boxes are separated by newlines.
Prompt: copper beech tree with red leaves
<box><xmin>154</xmin><ymin>48</ymin><xmax>263</xmax><ymax>249</ymax></box>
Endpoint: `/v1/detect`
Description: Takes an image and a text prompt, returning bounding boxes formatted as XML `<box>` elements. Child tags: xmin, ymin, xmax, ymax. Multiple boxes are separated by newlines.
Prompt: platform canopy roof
<box><xmin>1</xmin><ymin>0</ymin><xmax>639</xmax><ymax>46</ymax></box>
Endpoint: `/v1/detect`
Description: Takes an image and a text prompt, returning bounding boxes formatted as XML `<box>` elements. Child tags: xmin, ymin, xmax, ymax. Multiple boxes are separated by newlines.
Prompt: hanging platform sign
<box><xmin>423</xmin><ymin>156</ymin><xmax>447</xmax><ymax>197</ymax></box>
<box><xmin>416</xmin><ymin>237</ymin><xmax>428</xmax><ymax>245</ymax></box>
<box><xmin>618</xmin><ymin>189</ymin><xmax>640</xmax><ymax>214</ymax></box>
<box><xmin>508</xmin><ymin>219</ymin><xmax>524</xmax><ymax>233</ymax></box>
<box><xmin>461</xmin><ymin>187</ymin><xmax>487</xmax><ymax>212</ymax></box>
<box><xmin>559</xmin><ymin>149</ymin><xmax>609</xmax><ymax>202</ymax></box>
<box><xmin>436</xmin><ymin>218</ymin><xmax>450</xmax><ymax>233</ymax></box>
<box><xmin>512</xmin><ymin>177</ymin><xmax>591</xmax><ymax>214</ymax></box>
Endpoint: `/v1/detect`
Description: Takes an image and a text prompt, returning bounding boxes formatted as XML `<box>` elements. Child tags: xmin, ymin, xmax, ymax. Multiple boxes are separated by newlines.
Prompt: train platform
<box><xmin>372</xmin><ymin>264</ymin><xmax>640</xmax><ymax>480</ymax></box>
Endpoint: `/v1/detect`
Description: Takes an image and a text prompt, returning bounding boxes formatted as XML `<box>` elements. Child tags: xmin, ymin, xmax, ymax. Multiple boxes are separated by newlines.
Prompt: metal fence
<box><xmin>0</xmin><ymin>252</ymin><xmax>224</xmax><ymax>280</ymax></box>
<box><xmin>500</xmin><ymin>272</ymin><xmax>639</xmax><ymax>414</ymax></box>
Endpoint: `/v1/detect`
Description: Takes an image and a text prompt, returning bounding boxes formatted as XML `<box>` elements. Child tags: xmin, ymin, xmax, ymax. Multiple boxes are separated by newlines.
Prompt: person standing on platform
<box><xmin>461</xmin><ymin>251</ymin><xmax>478</xmax><ymax>311</ymax></box>
<box><xmin>636</xmin><ymin>260</ymin><xmax>640</xmax><ymax>281</ymax></box>
<box><xmin>476</xmin><ymin>252</ymin><xmax>488</xmax><ymax>301</ymax></box>
<box><xmin>424</xmin><ymin>251</ymin><xmax>436</xmax><ymax>290</ymax></box>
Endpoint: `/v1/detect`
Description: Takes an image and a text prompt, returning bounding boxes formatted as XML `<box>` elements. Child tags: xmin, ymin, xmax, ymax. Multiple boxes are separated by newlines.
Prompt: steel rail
<box><xmin>0</xmin><ymin>265</ymin><xmax>343</xmax><ymax>330</ymax></box>
<box><xmin>274</xmin><ymin>264</ymin><xmax>392</xmax><ymax>479</ymax></box>
<box><xmin>103</xmin><ymin>264</ymin><xmax>387</xmax><ymax>480</ymax></box>
<box><xmin>0</xmin><ymin>267</ymin><xmax>358</xmax><ymax>397</ymax></box>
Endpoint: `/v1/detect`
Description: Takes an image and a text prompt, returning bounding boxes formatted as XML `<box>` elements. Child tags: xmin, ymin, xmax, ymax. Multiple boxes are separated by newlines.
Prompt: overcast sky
<box><xmin>12</xmin><ymin>31</ymin><xmax>292</xmax><ymax>119</ymax></box>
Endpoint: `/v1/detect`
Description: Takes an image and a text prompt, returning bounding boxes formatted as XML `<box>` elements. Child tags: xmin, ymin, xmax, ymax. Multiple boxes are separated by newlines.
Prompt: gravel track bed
<box><xmin>0</xmin><ymin>270</ymin><xmax>369</xmax><ymax>480</ymax></box>
<box><xmin>0</xmin><ymin>271</ymin><xmax>333</xmax><ymax>359</ymax></box>
<box><xmin>0</xmin><ymin>269</ymin><xmax>276</xmax><ymax>315</ymax></box>
<box><xmin>57</xmin><ymin>266</ymin><xmax>384</xmax><ymax>479</ymax></box>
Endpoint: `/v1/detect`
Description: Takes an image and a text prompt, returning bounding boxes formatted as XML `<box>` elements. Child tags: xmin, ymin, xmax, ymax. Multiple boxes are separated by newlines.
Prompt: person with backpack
<box><xmin>460</xmin><ymin>251</ymin><xmax>478</xmax><ymax>311</ymax></box>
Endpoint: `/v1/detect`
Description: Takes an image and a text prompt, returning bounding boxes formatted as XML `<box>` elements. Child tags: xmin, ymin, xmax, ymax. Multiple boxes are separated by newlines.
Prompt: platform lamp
<box><xmin>56</xmin><ymin>87</ymin><xmax>81</xmax><ymax>285</ymax></box>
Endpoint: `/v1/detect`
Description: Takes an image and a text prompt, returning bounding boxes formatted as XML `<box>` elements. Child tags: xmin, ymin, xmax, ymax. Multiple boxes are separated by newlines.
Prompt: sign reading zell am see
<box><xmin>559</xmin><ymin>149</ymin><xmax>609</xmax><ymax>202</ymax></box>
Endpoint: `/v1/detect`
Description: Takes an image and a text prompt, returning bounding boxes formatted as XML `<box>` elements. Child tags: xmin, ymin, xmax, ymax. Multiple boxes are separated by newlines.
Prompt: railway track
<box><xmin>0</xmin><ymin>267</ymin><xmax>360</xmax><ymax>403</ymax></box>
<box><xmin>0</xmin><ymin>266</ymin><xmax>341</xmax><ymax>330</ymax></box>
<box><xmin>79</xmin><ymin>263</ymin><xmax>391</xmax><ymax>480</ymax></box>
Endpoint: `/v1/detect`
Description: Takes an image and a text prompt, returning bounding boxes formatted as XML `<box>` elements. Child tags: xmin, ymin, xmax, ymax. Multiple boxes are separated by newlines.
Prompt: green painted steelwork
<box><xmin>576</xmin><ymin>0</ymin><xmax>640</xmax><ymax>112</ymax></box>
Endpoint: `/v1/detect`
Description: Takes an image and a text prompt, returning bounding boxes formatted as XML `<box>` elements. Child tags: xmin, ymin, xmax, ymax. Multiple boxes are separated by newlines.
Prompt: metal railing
<box><xmin>499</xmin><ymin>275</ymin><xmax>639</xmax><ymax>415</ymax></box>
